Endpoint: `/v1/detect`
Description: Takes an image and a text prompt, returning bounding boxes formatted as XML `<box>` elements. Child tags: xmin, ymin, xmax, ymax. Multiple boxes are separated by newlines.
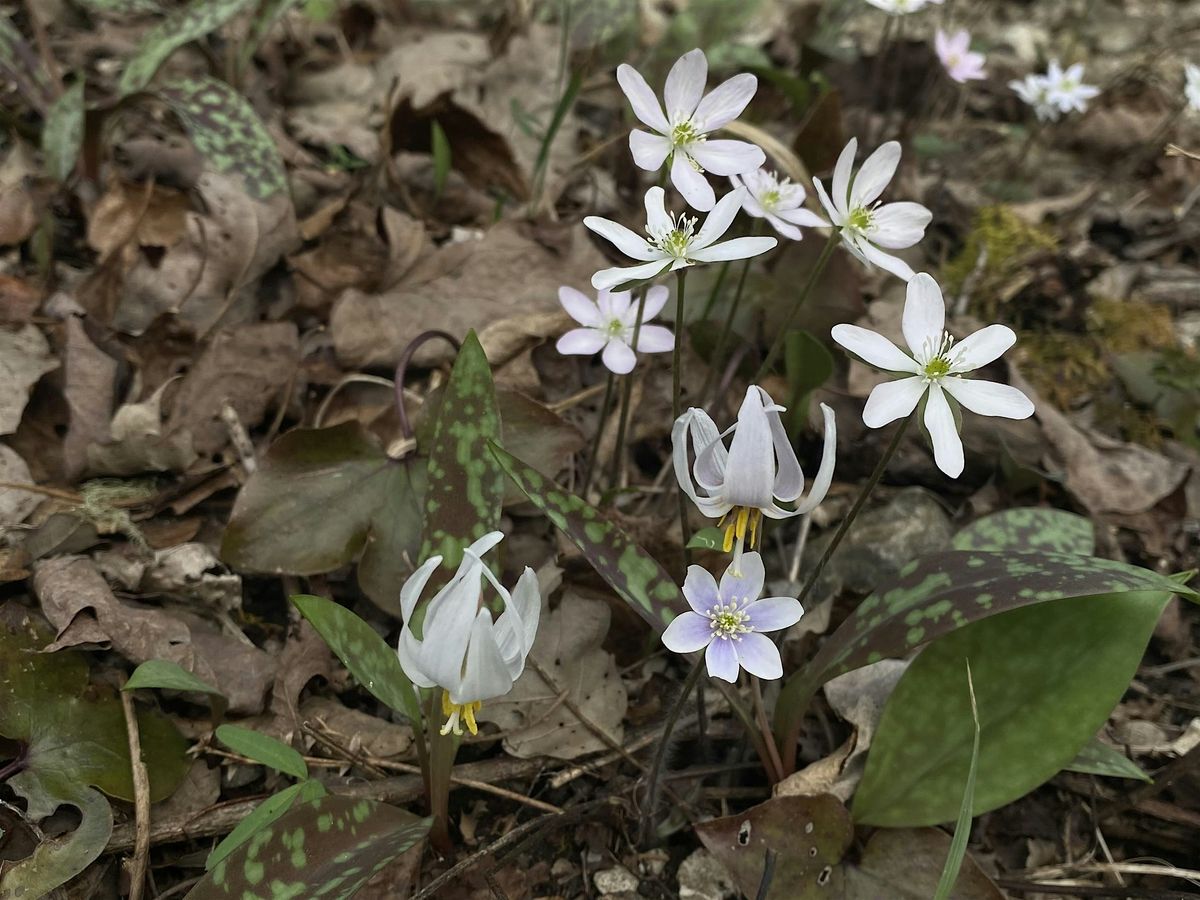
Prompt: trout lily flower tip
<box><xmin>1186</xmin><ymin>63</ymin><xmax>1200</xmax><ymax>113</ymax></box>
<box><xmin>556</xmin><ymin>285</ymin><xmax>674</xmax><ymax>374</ymax></box>
<box><xmin>830</xmin><ymin>272</ymin><xmax>1034</xmax><ymax>478</ymax></box>
<box><xmin>584</xmin><ymin>186</ymin><xmax>777</xmax><ymax>291</ymax></box>
<box><xmin>935</xmin><ymin>29</ymin><xmax>986</xmax><ymax>84</ymax></box>
<box><xmin>662</xmin><ymin>552</ymin><xmax>803</xmax><ymax>682</ymax></box>
<box><xmin>730</xmin><ymin>168</ymin><xmax>828</xmax><ymax>240</ymax></box>
<box><xmin>397</xmin><ymin>531</ymin><xmax>540</xmax><ymax>736</ymax></box>
<box><xmin>673</xmin><ymin>385</ymin><xmax>836</xmax><ymax>573</ymax></box>
<box><xmin>618</xmin><ymin>48</ymin><xmax>766</xmax><ymax>211</ymax></box>
<box><xmin>813</xmin><ymin>138</ymin><xmax>932</xmax><ymax>282</ymax></box>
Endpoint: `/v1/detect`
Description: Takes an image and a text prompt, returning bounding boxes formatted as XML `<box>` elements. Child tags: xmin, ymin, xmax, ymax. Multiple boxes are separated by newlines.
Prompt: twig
<box><xmin>365</xmin><ymin>758</ymin><xmax>562</xmax><ymax>816</ymax></box>
<box><xmin>120</xmin><ymin>690</ymin><xmax>151</xmax><ymax>900</ymax></box>
<box><xmin>995</xmin><ymin>880</ymin><xmax>1200</xmax><ymax>899</ymax></box>
<box><xmin>1098</xmin><ymin>743</ymin><xmax>1200</xmax><ymax>822</ymax></box>
<box><xmin>0</xmin><ymin>482</ymin><xmax>82</xmax><ymax>503</ymax></box>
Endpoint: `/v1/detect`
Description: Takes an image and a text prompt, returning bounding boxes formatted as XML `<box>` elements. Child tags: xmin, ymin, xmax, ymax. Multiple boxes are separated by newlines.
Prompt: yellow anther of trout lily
<box><xmin>441</xmin><ymin>693</ymin><xmax>482</xmax><ymax>737</ymax></box>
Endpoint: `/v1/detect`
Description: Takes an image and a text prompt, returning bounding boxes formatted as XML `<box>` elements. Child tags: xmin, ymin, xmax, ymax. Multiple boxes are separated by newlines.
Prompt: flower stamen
<box><xmin>440</xmin><ymin>693</ymin><xmax>482</xmax><ymax>736</ymax></box>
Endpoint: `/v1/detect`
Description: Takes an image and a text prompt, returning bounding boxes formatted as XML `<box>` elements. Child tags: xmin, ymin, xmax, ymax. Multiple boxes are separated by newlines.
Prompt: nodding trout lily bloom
<box><xmin>1044</xmin><ymin>60</ymin><xmax>1100</xmax><ymax>115</ymax></box>
<box><xmin>617</xmin><ymin>48</ymin><xmax>766</xmax><ymax>211</ymax></box>
<box><xmin>1009</xmin><ymin>72</ymin><xmax>1058</xmax><ymax>122</ymax></box>
<box><xmin>935</xmin><ymin>29</ymin><xmax>986</xmax><ymax>84</ymax></box>
<box><xmin>813</xmin><ymin>138</ymin><xmax>932</xmax><ymax>282</ymax></box>
<box><xmin>673</xmin><ymin>386</ymin><xmax>837</xmax><ymax>575</ymax></box>
<box><xmin>555</xmin><ymin>285</ymin><xmax>674</xmax><ymax>374</ymax></box>
<box><xmin>864</xmin><ymin>0</ymin><xmax>943</xmax><ymax>14</ymax></box>
<box><xmin>584</xmin><ymin>186</ymin><xmax>777</xmax><ymax>291</ymax></box>
<box><xmin>1186</xmin><ymin>63</ymin><xmax>1200</xmax><ymax>113</ymax></box>
<box><xmin>662</xmin><ymin>552</ymin><xmax>803</xmax><ymax>682</ymax></box>
<box><xmin>729</xmin><ymin>168</ymin><xmax>828</xmax><ymax>241</ymax></box>
<box><xmin>830</xmin><ymin>273</ymin><xmax>1035</xmax><ymax>478</ymax></box>
<box><xmin>397</xmin><ymin>532</ymin><xmax>540</xmax><ymax>737</ymax></box>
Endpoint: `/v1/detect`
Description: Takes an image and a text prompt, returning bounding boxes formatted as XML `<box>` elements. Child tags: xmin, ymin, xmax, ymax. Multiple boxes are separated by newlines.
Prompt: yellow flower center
<box><xmin>440</xmin><ymin>693</ymin><xmax>482</xmax><ymax>736</ymax></box>
<box><xmin>848</xmin><ymin>206</ymin><xmax>872</xmax><ymax>231</ymax></box>
<box><xmin>708</xmin><ymin>602</ymin><xmax>751</xmax><ymax>640</ymax></box>
<box><xmin>671</xmin><ymin>120</ymin><xmax>701</xmax><ymax>147</ymax></box>
<box><xmin>719</xmin><ymin>506</ymin><xmax>762</xmax><ymax>555</ymax></box>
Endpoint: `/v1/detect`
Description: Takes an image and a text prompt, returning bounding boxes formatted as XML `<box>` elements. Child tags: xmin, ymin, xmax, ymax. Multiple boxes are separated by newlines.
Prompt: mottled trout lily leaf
<box><xmin>952</xmin><ymin>508</ymin><xmax>1094</xmax><ymax>555</ymax></box>
<box><xmin>1065</xmin><ymin>737</ymin><xmax>1151</xmax><ymax>782</ymax></box>
<box><xmin>186</xmin><ymin>795</ymin><xmax>431</xmax><ymax>900</ymax></box>
<box><xmin>42</xmin><ymin>80</ymin><xmax>86</xmax><ymax>183</ymax></box>
<box><xmin>489</xmin><ymin>442</ymin><xmax>687</xmax><ymax>632</ymax></box>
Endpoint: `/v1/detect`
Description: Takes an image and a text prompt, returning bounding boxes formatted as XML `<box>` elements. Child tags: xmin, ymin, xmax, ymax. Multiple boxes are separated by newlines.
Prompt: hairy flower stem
<box><xmin>642</xmin><ymin>655</ymin><xmax>705</xmax><ymax>843</ymax></box>
<box><xmin>581</xmin><ymin>370</ymin><xmax>616</xmax><ymax>499</ymax></box>
<box><xmin>773</xmin><ymin>413</ymin><xmax>913</xmax><ymax>774</ymax></box>
<box><xmin>756</xmin><ymin>231</ymin><xmax>839</xmax><ymax>380</ymax></box>
<box><xmin>608</xmin><ymin>286</ymin><xmax>649</xmax><ymax>495</ymax></box>
<box><xmin>701</xmin><ymin>223</ymin><xmax>760</xmax><ymax>405</ymax></box>
<box><xmin>673</xmin><ymin>269</ymin><xmax>692</xmax><ymax>574</ymax></box>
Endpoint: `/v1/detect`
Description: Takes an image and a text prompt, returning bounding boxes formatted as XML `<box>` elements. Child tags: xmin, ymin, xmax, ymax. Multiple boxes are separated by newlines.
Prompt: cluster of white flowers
<box><xmin>1010</xmin><ymin>60</ymin><xmax>1100</xmax><ymax>122</ymax></box>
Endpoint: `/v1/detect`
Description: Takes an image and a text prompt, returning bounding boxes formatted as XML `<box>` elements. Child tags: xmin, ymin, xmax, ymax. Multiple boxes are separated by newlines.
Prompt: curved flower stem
<box><xmin>673</xmin><ymin>269</ymin><xmax>692</xmax><ymax>572</ymax></box>
<box><xmin>756</xmin><ymin>231</ymin><xmax>839</xmax><ymax>381</ymax></box>
<box><xmin>700</xmin><ymin>223</ymin><xmax>761</xmax><ymax>405</ymax></box>
<box><xmin>750</xmin><ymin>676</ymin><xmax>785</xmax><ymax>781</ymax></box>
<box><xmin>608</xmin><ymin>285</ymin><xmax>650</xmax><ymax>495</ymax></box>
<box><xmin>581</xmin><ymin>370</ymin><xmax>616</xmax><ymax>499</ymax></box>
<box><xmin>642</xmin><ymin>655</ymin><xmax>705</xmax><ymax>843</ymax></box>
<box><xmin>427</xmin><ymin>688</ymin><xmax>459</xmax><ymax>854</ymax></box>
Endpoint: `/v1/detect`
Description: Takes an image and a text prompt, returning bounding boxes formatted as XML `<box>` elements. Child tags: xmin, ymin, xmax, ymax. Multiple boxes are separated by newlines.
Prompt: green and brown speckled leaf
<box><xmin>153</xmin><ymin>77</ymin><xmax>287</xmax><ymax>199</ymax></box>
<box><xmin>72</xmin><ymin>0</ymin><xmax>163</xmax><ymax>15</ymax></box>
<box><xmin>775</xmin><ymin>551</ymin><xmax>1197</xmax><ymax>756</ymax></box>
<box><xmin>186</xmin><ymin>794</ymin><xmax>430</xmax><ymax>900</ymax></box>
<box><xmin>240</xmin><ymin>0</ymin><xmax>303</xmax><ymax>72</ymax></box>
<box><xmin>206</xmin><ymin>779</ymin><xmax>327</xmax><ymax>872</ymax></box>
<box><xmin>854</xmin><ymin>590</ymin><xmax>1170</xmax><ymax>826</ymax></box>
<box><xmin>42</xmin><ymin>80</ymin><xmax>86</xmax><ymax>183</ymax></box>
<box><xmin>1066</xmin><ymin>737</ymin><xmax>1151</xmax><ymax>782</ymax></box>
<box><xmin>117</xmin><ymin>0</ymin><xmax>255</xmax><ymax>96</ymax></box>
<box><xmin>490</xmin><ymin>442</ymin><xmax>687</xmax><ymax>632</ymax></box>
<box><xmin>419</xmin><ymin>331</ymin><xmax>504</xmax><ymax>571</ymax></box>
<box><xmin>953</xmin><ymin>508</ymin><xmax>1094</xmax><ymax>556</ymax></box>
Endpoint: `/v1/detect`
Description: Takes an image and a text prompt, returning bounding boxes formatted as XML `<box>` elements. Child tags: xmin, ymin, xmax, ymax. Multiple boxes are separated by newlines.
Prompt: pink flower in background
<box><xmin>555</xmin><ymin>286</ymin><xmax>674</xmax><ymax>375</ymax></box>
<box><xmin>935</xmin><ymin>29</ymin><xmax>986</xmax><ymax>84</ymax></box>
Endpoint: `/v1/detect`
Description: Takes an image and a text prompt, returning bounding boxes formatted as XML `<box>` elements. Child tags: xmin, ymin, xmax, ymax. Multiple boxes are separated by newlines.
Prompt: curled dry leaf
<box><xmin>62</xmin><ymin>316</ymin><xmax>118</xmax><ymax>481</ymax></box>
<box><xmin>0</xmin><ymin>323</ymin><xmax>57</xmax><ymax>434</ymax></box>
<box><xmin>140</xmin><ymin>542</ymin><xmax>242</xmax><ymax>615</ymax></box>
<box><xmin>0</xmin><ymin>444</ymin><xmax>39</xmax><ymax>526</ymax></box>
<box><xmin>86</xmin><ymin>380</ymin><xmax>198</xmax><ymax>476</ymax></box>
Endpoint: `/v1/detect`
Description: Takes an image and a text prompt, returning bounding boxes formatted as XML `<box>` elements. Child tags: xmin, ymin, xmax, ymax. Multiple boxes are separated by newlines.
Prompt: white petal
<box><xmin>683</xmin><ymin>564</ymin><xmax>720</xmax><ymax>612</ymax></box>
<box><xmin>688</xmin><ymin>139</ymin><xmax>764</xmax><ymax>176</ymax></box>
<box><xmin>851</xmin><ymin>140</ymin><xmax>900</xmax><ymax>207</ymax></box>
<box><xmin>397</xmin><ymin>627</ymin><xmax>436</xmax><ymax>689</ymax></box>
<box><xmin>857</xmin><ymin>240</ymin><xmax>916</xmax><ymax>281</ymax></box>
<box><xmin>741</xmin><ymin>191</ymin><xmax>769</xmax><ymax>219</ymax></box>
<box><xmin>868</xmin><ymin>202</ymin><xmax>932</xmax><ymax>249</ymax></box>
<box><xmin>734</xmin><ymin>632</ymin><xmax>783</xmax><ymax>680</ymax></box>
<box><xmin>664</xmin><ymin>48</ymin><xmax>707</xmax><ymax>123</ymax></box>
<box><xmin>693</xmin><ymin>187</ymin><xmax>744</xmax><ymax>248</ymax></box>
<box><xmin>765</xmin><ymin>214</ymin><xmax>803</xmax><ymax>240</ymax></box>
<box><xmin>947</xmin><ymin>324</ymin><xmax>1016</xmax><ymax>372</ymax></box>
<box><xmin>811</xmin><ymin>177</ymin><xmax>843</xmax><ymax>225</ymax></box>
<box><xmin>692</xmin><ymin>73</ymin><xmax>758</xmax><ymax>131</ymax></box>
<box><xmin>399</xmin><ymin>554</ymin><xmax>441</xmax><ymax>622</ymax></box>
<box><xmin>793</xmin><ymin>403</ymin><xmax>837</xmax><ymax>515</ymax></box>
<box><xmin>721</xmin><ymin>386</ymin><xmax>778</xmax><ymax>509</ymax></box>
<box><xmin>830</xmin><ymin>137</ymin><xmax>857</xmax><ymax>218</ymax></box>
<box><xmin>671</xmin><ymin>154</ymin><xmax>715</xmax><ymax>211</ymax></box>
<box><xmin>690</xmin><ymin>236</ymin><xmax>777</xmax><ymax>263</ymax></box>
<box><xmin>616</xmin><ymin>63</ymin><xmax>669</xmax><ymax>134</ymax></box>
<box><xmin>556</xmin><ymin>328</ymin><xmax>607</xmax><ymax>356</ymax></box>
<box><xmin>924</xmin><ymin>382</ymin><xmax>964</xmax><ymax>478</ymax></box>
<box><xmin>558</xmin><ymin>286</ymin><xmax>602</xmax><ymax>326</ymax></box>
<box><xmin>602</xmin><ymin>339</ymin><xmax>637</xmax><ymax>374</ymax></box>
<box><xmin>901</xmin><ymin>273</ymin><xmax>946</xmax><ymax>360</ymax></box>
<box><xmin>453</xmin><ymin>610</ymin><xmax>514</xmax><ymax>704</ymax></box>
<box><xmin>830</xmin><ymin>324</ymin><xmax>921</xmax><ymax>373</ymax></box>
<box><xmin>775</xmin><ymin>206</ymin><xmax>828</xmax><ymax>228</ymax></box>
<box><xmin>685</xmin><ymin>409</ymin><xmax>728</xmax><ymax>493</ymax></box>
<box><xmin>640</xmin><ymin>284</ymin><xmax>671</xmax><ymax>321</ymax></box>
<box><xmin>862</xmin><ymin>376</ymin><xmax>927</xmax><ymax>427</ymax></box>
<box><xmin>705</xmin><ymin>636</ymin><xmax>740</xmax><ymax>682</ymax></box>
<box><xmin>508</xmin><ymin>567</ymin><xmax>541</xmax><ymax>657</ymax></box>
<box><xmin>644</xmin><ymin>185</ymin><xmax>672</xmax><ymax>235</ymax></box>
<box><xmin>719</xmin><ymin>550</ymin><xmax>765</xmax><ymax>604</ymax></box>
<box><xmin>674</xmin><ymin>410</ymin><xmax>712</xmax><ymax>511</ymax></box>
<box><xmin>662</xmin><ymin>611</ymin><xmax>715</xmax><ymax>653</ymax></box>
<box><xmin>583</xmin><ymin>215</ymin><xmax>658</xmax><ymax>261</ymax></box>
<box><xmin>757</xmin><ymin>385</ymin><xmax>804</xmax><ymax>502</ymax></box>
<box><xmin>941</xmin><ymin>377</ymin><xmax>1034</xmax><ymax>419</ymax></box>
<box><xmin>629</xmin><ymin>129</ymin><xmax>672</xmax><ymax>171</ymax></box>
<box><xmin>592</xmin><ymin>259</ymin><xmax>671</xmax><ymax>291</ymax></box>
<box><xmin>635</xmin><ymin>324</ymin><xmax>674</xmax><ymax>353</ymax></box>
<box><xmin>605</xmin><ymin>289</ymin><xmax>632</xmax><ymax>319</ymax></box>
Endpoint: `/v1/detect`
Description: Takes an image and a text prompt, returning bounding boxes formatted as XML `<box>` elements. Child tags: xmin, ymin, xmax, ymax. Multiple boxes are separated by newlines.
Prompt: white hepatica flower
<box><xmin>830</xmin><ymin>273</ymin><xmax>1034</xmax><ymax>478</ymax></box>
<box><xmin>556</xmin><ymin>285</ymin><xmax>674</xmax><ymax>374</ymax></box>
<box><xmin>1009</xmin><ymin>72</ymin><xmax>1059</xmax><ymax>122</ymax></box>
<box><xmin>730</xmin><ymin>168</ymin><xmax>828</xmax><ymax>240</ymax></box>
<box><xmin>398</xmin><ymin>532</ymin><xmax>540</xmax><ymax>736</ymax></box>
<box><xmin>673</xmin><ymin>385</ymin><xmax>837</xmax><ymax>573</ymax></box>
<box><xmin>812</xmin><ymin>138</ymin><xmax>933</xmax><ymax>282</ymax></box>
<box><xmin>1186</xmin><ymin>62</ymin><xmax>1200</xmax><ymax>113</ymax></box>
<box><xmin>935</xmin><ymin>29</ymin><xmax>986</xmax><ymax>84</ymax></box>
<box><xmin>1044</xmin><ymin>60</ymin><xmax>1100</xmax><ymax>115</ymax></box>
<box><xmin>865</xmin><ymin>0</ymin><xmax>943</xmax><ymax>13</ymax></box>
<box><xmin>618</xmin><ymin>48</ymin><xmax>765</xmax><ymax>211</ymax></box>
<box><xmin>584</xmin><ymin>186</ymin><xmax>777</xmax><ymax>291</ymax></box>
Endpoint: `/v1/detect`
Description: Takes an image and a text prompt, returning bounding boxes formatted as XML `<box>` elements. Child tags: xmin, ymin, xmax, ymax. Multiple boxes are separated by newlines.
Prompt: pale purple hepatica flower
<box><xmin>812</xmin><ymin>138</ymin><xmax>932</xmax><ymax>282</ymax></box>
<box><xmin>583</xmin><ymin>186</ymin><xmax>777</xmax><ymax>291</ymax></box>
<box><xmin>555</xmin><ymin>285</ymin><xmax>674</xmax><ymax>375</ymax></box>
<box><xmin>662</xmin><ymin>552</ymin><xmax>803</xmax><ymax>682</ymax></box>
<box><xmin>729</xmin><ymin>168</ymin><xmax>828</xmax><ymax>240</ymax></box>
<box><xmin>617</xmin><ymin>48</ymin><xmax>765</xmax><ymax>211</ymax></box>
<box><xmin>830</xmin><ymin>273</ymin><xmax>1034</xmax><ymax>478</ymax></box>
<box><xmin>935</xmin><ymin>29</ymin><xmax>986</xmax><ymax>84</ymax></box>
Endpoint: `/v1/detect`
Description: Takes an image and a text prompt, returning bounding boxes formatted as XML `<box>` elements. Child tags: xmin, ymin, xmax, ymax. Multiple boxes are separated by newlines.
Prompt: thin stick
<box><xmin>756</xmin><ymin>231</ymin><xmax>839</xmax><ymax>380</ymax></box>
<box><xmin>120</xmin><ymin>691</ymin><xmax>151</xmax><ymax>900</ymax></box>
<box><xmin>581</xmin><ymin>371</ymin><xmax>616</xmax><ymax>498</ymax></box>
<box><xmin>641</xmin><ymin>656</ymin><xmax>705</xmax><ymax>842</ymax></box>
<box><xmin>750</xmin><ymin>677</ymin><xmax>785</xmax><ymax>782</ymax></box>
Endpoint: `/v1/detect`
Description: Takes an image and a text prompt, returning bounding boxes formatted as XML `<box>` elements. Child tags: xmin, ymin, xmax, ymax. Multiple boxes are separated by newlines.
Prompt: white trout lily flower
<box><xmin>398</xmin><ymin>532</ymin><xmax>540</xmax><ymax>736</ymax></box>
<box><xmin>673</xmin><ymin>385</ymin><xmax>837</xmax><ymax>574</ymax></box>
<box><xmin>935</xmin><ymin>29</ymin><xmax>986</xmax><ymax>84</ymax></box>
<box><xmin>1009</xmin><ymin>72</ymin><xmax>1059</xmax><ymax>122</ymax></box>
<box><xmin>618</xmin><ymin>48</ymin><xmax>765</xmax><ymax>211</ymax></box>
<box><xmin>662</xmin><ymin>553</ymin><xmax>803</xmax><ymax>682</ymax></box>
<box><xmin>584</xmin><ymin>186</ymin><xmax>777</xmax><ymax>291</ymax></box>
<box><xmin>556</xmin><ymin>285</ymin><xmax>674</xmax><ymax>374</ymax></box>
<box><xmin>865</xmin><ymin>0</ymin><xmax>941</xmax><ymax>13</ymax></box>
<box><xmin>813</xmin><ymin>138</ymin><xmax>932</xmax><ymax>282</ymax></box>
<box><xmin>730</xmin><ymin>168</ymin><xmax>828</xmax><ymax>240</ymax></box>
<box><xmin>1044</xmin><ymin>60</ymin><xmax>1099</xmax><ymax>115</ymax></box>
<box><xmin>1186</xmin><ymin>63</ymin><xmax>1200</xmax><ymax>113</ymax></box>
<box><xmin>830</xmin><ymin>273</ymin><xmax>1034</xmax><ymax>478</ymax></box>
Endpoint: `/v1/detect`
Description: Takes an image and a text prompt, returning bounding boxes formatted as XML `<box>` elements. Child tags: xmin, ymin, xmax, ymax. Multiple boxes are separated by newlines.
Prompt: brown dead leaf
<box><xmin>0</xmin><ymin>143</ymin><xmax>41</xmax><ymax>247</ymax></box>
<box><xmin>270</xmin><ymin>618</ymin><xmax>335</xmax><ymax>732</ymax></box>
<box><xmin>0</xmin><ymin>323</ymin><xmax>58</xmax><ymax>435</ymax></box>
<box><xmin>86</xmin><ymin>380</ymin><xmax>198</xmax><ymax>476</ymax></box>
<box><xmin>0</xmin><ymin>274</ymin><xmax>44</xmax><ymax>326</ymax></box>
<box><xmin>300</xmin><ymin>696</ymin><xmax>413</xmax><ymax>760</ymax></box>
<box><xmin>165</xmin><ymin>322</ymin><xmax>299</xmax><ymax>457</ymax></box>
<box><xmin>86</xmin><ymin>179</ymin><xmax>190</xmax><ymax>263</ymax></box>
<box><xmin>0</xmin><ymin>444</ymin><xmax>40</xmax><ymax>526</ymax></box>
<box><xmin>62</xmin><ymin>316</ymin><xmax>118</xmax><ymax>480</ymax></box>
<box><xmin>140</xmin><ymin>542</ymin><xmax>241</xmax><ymax>615</ymax></box>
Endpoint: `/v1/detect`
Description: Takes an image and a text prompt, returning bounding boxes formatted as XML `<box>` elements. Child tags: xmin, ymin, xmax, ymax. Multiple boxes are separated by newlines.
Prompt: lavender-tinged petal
<box><xmin>745</xmin><ymin>596</ymin><xmax>804</xmax><ymax>633</ymax></box>
<box><xmin>662</xmin><ymin>611</ymin><xmax>715</xmax><ymax>654</ymax></box>
<box><xmin>683</xmin><ymin>565</ymin><xmax>721</xmax><ymax>613</ymax></box>
<box><xmin>719</xmin><ymin>551</ymin><xmax>765</xmax><ymax>607</ymax></box>
<box><xmin>706</xmin><ymin>636</ymin><xmax>741</xmax><ymax>682</ymax></box>
<box><xmin>734</xmin><ymin>632</ymin><xmax>783</xmax><ymax>680</ymax></box>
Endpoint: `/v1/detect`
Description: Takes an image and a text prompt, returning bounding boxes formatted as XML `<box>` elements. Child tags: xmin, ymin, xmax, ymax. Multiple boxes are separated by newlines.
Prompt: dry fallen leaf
<box><xmin>86</xmin><ymin>380</ymin><xmax>198</xmax><ymax>476</ymax></box>
<box><xmin>61</xmin><ymin>316</ymin><xmax>118</xmax><ymax>481</ymax></box>
<box><xmin>0</xmin><ymin>444</ymin><xmax>40</xmax><ymax>526</ymax></box>
<box><xmin>0</xmin><ymin>323</ymin><xmax>58</xmax><ymax>435</ymax></box>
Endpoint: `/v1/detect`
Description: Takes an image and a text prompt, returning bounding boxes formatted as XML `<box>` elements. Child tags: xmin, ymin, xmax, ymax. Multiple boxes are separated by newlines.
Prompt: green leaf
<box><xmin>291</xmin><ymin>594</ymin><xmax>421</xmax><ymax>725</ymax></box>
<box><xmin>0</xmin><ymin>785</ymin><xmax>113</xmax><ymax>900</ymax></box>
<box><xmin>125</xmin><ymin>658</ymin><xmax>228</xmax><ymax>720</ymax></box>
<box><xmin>933</xmin><ymin>663</ymin><xmax>980</xmax><ymax>900</ymax></box>
<box><xmin>205</xmin><ymin>779</ymin><xmax>327</xmax><ymax>871</ymax></box>
<box><xmin>187</xmin><ymin>794</ymin><xmax>431</xmax><ymax>900</ymax></box>
<box><xmin>953</xmin><ymin>508</ymin><xmax>1095</xmax><ymax>555</ymax></box>
<box><xmin>686</xmin><ymin>526</ymin><xmax>725</xmax><ymax>551</ymax></box>
<box><xmin>357</xmin><ymin>460</ymin><xmax>428</xmax><ymax>613</ymax></box>
<box><xmin>42</xmin><ymin>80</ymin><xmax>86</xmax><ymax>183</ymax></box>
<box><xmin>431</xmin><ymin>119</ymin><xmax>450</xmax><ymax>199</ymax></box>
<box><xmin>775</xmin><ymin>551</ymin><xmax>1196</xmax><ymax>752</ymax></box>
<box><xmin>490</xmin><ymin>442</ymin><xmax>687</xmax><ymax>632</ymax></box>
<box><xmin>73</xmin><ymin>0</ymin><xmax>163</xmax><ymax>14</ymax></box>
<box><xmin>419</xmin><ymin>331</ymin><xmax>504</xmax><ymax>571</ymax></box>
<box><xmin>152</xmin><ymin>76</ymin><xmax>287</xmax><ymax>199</ymax></box>
<box><xmin>1066</xmin><ymin>737</ymin><xmax>1151</xmax><ymax>782</ymax></box>
<box><xmin>216</xmin><ymin>724</ymin><xmax>308</xmax><ymax>779</ymax></box>
<box><xmin>831</xmin><ymin>828</ymin><xmax>1003</xmax><ymax>898</ymax></box>
<box><xmin>853</xmin><ymin>590</ymin><xmax>1171</xmax><ymax>826</ymax></box>
<box><xmin>117</xmin><ymin>0</ymin><xmax>256</xmax><ymax>96</ymax></box>
<box><xmin>784</xmin><ymin>329</ymin><xmax>834</xmax><ymax>435</ymax></box>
